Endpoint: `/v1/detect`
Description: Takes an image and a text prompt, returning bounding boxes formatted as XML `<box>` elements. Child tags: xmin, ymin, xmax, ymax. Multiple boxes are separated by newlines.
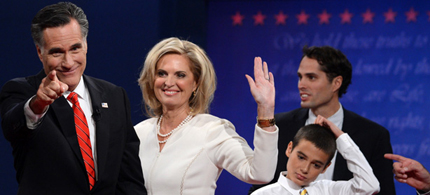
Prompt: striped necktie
<box><xmin>68</xmin><ymin>92</ymin><xmax>95</xmax><ymax>190</ymax></box>
<box><xmin>299</xmin><ymin>188</ymin><xmax>308</xmax><ymax>195</ymax></box>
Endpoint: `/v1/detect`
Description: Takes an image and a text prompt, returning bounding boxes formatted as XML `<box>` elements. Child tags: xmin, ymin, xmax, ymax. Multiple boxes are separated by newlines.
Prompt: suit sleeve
<box><xmin>0</xmin><ymin>79</ymin><xmax>36</xmax><ymax>142</ymax></box>
<box><xmin>341</xmin><ymin>111</ymin><xmax>396</xmax><ymax>195</ymax></box>
<box><xmin>327</xmin><ymin>134</ymin><xmax>380</xmax><ymax>195</ymax></box>
<box><xmin>115</xmin><ymin>88</ymin><xmax>147</xmax><ymax>195</ymax></box>
<box><xmin>369</xmin><ymin>127</ymin><xmax>396</xmax><ymax>195</ymax></box>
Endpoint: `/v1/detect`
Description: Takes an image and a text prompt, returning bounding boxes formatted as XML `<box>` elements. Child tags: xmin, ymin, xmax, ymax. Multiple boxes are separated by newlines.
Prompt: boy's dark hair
<box><xmin>292</xmin><ymin>124</ymin><xmax>337</xmax><ymax>166</ymax></box>
<box><xmin>302</xmin><ymin>46</ymin><xmax>352</xmax><ymax>98</ymax></box>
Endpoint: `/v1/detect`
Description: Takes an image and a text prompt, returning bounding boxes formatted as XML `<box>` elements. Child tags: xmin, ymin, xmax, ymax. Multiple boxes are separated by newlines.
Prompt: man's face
<box><xmin>297</xmin><ymin>56</ymin><xmax>340</xmax><ymax>111</ymax></box>
<box><xmin>37</xmin><ymin>19</ymin><xmax>87</xmax><ymax>91</ymax></box>
<box><xmin>285</xmin><ymin>140</ymin><xmax>331</xmax><ymax>187</ymax></box>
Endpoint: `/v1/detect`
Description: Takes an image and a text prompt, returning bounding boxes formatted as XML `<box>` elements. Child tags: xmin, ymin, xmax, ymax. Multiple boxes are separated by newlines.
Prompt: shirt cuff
<box><xmin>335</xmin><ymin>133</ymin><xmax>352</xmax><ymax>151</ymax></box>
<box><xmin>255</xmin><ymin>123</ymin><xmax>279</xmax><ymax>133</ymax></box>
<box><xmin>24</xmin><ymin>96</ymin><xmax>48</xmax><ymax>129</ymax></box>
<box><xmin>417</xmin><ymin>189</ymin><xmax>430</xmax><ymax>195</ymax></box>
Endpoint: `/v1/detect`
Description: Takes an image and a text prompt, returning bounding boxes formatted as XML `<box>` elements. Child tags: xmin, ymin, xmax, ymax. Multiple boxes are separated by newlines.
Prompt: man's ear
<box><xmin>321</xmin><ymin>162</ymin><xmax>332</xmax><ymax>173</ymax></box>
<box><xmin>83</xmin><ymin>40</ymin><xmax>88</xmax><ymax>53</ymax></box>
<box><xmin>286</xmin><ymin>141</ymin><xmax>293</xmax><ymax>157</ymax></box>
<box><xmin>36</xmin><ymin>45</ymin><xmax>43</xmax><ymax>62</ymax></box>
<box><xmin>332</xmin><ymin>76</ymin><xmax>343</xmax><ymax>93</ymax></box>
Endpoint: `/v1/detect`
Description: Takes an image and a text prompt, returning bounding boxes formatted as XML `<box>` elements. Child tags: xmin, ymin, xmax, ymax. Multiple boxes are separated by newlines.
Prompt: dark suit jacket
<box><xmin>250</xmin><ymin>107</ymin><xmax>396</xmax><ymax>195</ymax></box>
<box><xmin>0</xmin><ymin>71</ymin><xmax>147</xmax><ymax>195</ymax></box>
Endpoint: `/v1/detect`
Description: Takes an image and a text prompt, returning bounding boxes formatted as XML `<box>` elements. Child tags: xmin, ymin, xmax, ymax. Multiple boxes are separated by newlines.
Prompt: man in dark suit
<box><xmin>250</xmin><ymin>46</ymin><xmax>395</xmax><ymax>195</ymax></box>
<box><xmin>0</xmin><ymin>2</ymin><xmax>146</xmax><ymax>194</ymax></box>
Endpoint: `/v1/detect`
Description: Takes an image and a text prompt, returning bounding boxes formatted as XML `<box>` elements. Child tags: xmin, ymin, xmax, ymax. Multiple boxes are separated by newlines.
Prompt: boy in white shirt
<box><xmin>252</xmin><ymin>115</ymin><xmax>380</xmax><ymax>195</ymax></box>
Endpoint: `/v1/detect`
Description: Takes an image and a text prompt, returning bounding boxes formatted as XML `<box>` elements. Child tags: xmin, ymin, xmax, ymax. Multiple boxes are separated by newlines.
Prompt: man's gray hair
<box><xmin>31</xmin><ymin>2</ymin><xmax>88</xmax><ymax>48</ymax></box>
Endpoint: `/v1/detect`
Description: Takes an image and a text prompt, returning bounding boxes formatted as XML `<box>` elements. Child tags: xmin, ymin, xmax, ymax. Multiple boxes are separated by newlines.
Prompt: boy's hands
<box><xmin>314</xmin><ymin>115</ymin><xmax>344</xmax><ymax>138</ymax></box>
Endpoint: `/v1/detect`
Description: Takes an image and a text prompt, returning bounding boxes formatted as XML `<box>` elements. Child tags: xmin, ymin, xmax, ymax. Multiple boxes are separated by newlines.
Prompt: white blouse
<box><xmin>135</xmin><ymin>114</ymin><xmax>278</xmax><ymax>195</ymax></box>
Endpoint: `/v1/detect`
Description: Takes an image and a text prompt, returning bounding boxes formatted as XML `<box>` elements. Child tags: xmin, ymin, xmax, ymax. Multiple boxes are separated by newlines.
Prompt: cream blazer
<box><xmin>135</xmin><ymin>114</ymin><xmax>278</xmax><ymax>195</ymax></box>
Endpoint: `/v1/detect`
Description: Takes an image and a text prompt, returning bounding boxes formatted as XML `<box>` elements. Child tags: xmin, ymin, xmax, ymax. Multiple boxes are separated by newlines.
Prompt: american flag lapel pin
<box><xmin>101</xmin><ymin>102</ymin><xmax>108</xmax><ymax>108</ymax></box>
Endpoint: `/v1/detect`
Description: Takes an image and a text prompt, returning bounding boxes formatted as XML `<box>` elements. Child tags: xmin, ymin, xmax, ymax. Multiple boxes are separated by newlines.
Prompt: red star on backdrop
<box><xmin>229</xmin><ymin>7</ymin><xmax>430</xmax><ymax>26</ymax></box>
<box><xmin>318</xmin><ymin>10</ymin><xmax>331</xmax><ymax>24</ymax></box>
<box><xmin>296</xmin><ymin>10</ymin><xmax>310</xmax><ymax>25</ymax></box>
<box><xmin>405</xmin><ymin>7</ymin><xmax>418</xmax><ymax>23</ymax></box>
<box><xmin>384</xmin><ymin>8</ymin><xmax>397</xmax><ymax>23</ymax></box>
<box><xmin>339</xmin><ymin>9</ymin><xmax>353</xmax><ymax>24</ymax></box>
<box><xmin>362</xmin><ymin>8</ymin><xmax>375</xmax><ymax>23</ymax></box>
<box><xmin>253</xmin><ymin>11</ymin><xmax>266</xmax><ymax>25</ymax></box>
<box><xmin>274</xmin><ymin>11</ymin><xmax>288</xmax><ymax>25</ymax></box>
<box><xmin>231</xmin><ymin>11</ymin><xmax>245</xmax><ymax>26</ymax></box>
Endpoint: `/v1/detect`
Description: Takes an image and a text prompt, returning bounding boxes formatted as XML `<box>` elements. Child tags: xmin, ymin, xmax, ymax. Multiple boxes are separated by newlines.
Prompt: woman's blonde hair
<box><xmin>138</xmin><ymin>37</ymin><xmax>217</xmax><ymax>117</ymax></box>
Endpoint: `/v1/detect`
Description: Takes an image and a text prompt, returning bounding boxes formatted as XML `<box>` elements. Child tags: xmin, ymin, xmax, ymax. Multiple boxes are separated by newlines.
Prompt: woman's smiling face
<box><xmin>154</xmin><ymin>53</ymin><xmax>197</xmax><ymax>111</ymax></box>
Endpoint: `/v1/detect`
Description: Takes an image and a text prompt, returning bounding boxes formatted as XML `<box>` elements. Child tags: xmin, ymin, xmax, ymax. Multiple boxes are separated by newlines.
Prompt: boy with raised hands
<box><xmin>252</xmin><ymin>115</ymin><xmax>380</xmax><ymax>195</ymax></box>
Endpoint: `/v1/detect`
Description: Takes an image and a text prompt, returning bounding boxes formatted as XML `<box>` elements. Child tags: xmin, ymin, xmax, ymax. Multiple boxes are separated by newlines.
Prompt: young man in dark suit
<box><xmin>250</xmin><ymin>46</ymin><xmax>395</xmax><ymax>195</ymax></box>
<box><xmin>0</xmin><ymin>2</ymin><xmax>146</xmax><ymax>194</ymax></box>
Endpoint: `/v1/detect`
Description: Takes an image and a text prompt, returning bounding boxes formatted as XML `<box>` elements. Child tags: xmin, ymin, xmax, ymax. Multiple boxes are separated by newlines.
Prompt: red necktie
<box><xmin>67</xmin><ymin>92</ymin><xmax>95</xmax><ymax>190</ymax></box>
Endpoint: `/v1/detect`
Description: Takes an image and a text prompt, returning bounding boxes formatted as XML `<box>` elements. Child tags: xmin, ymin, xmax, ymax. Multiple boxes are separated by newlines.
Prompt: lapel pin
<box><xmin>101</xmin><ymin>102</ymin><xmax>108</xmax><ymax>108</ymax></box>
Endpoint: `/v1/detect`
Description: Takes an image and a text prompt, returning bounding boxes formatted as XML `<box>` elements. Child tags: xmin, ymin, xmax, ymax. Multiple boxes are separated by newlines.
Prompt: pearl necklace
<box><xmin>157</xmin><ymin>114</ymin><xmax>193</xmax><ymax>144</ymax></box>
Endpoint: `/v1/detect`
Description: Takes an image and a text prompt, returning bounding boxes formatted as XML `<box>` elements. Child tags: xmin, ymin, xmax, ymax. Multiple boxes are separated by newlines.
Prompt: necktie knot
<box><xmin>300</xmin><ymin>188</ymin><xmax>308</xmax><ymax>195</ymax></box>
<box><xmin>67</xmin><ymin>92</ymin><xmax>79</xmax><ymax>104</ymax></box>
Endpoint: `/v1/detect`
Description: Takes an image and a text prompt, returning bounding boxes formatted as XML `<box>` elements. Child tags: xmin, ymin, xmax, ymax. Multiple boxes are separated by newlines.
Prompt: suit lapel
<box><xmin>51</xmin><ymin>96</ymin><xmax>84</xmax><ymax>164</ymax></box>
<box><xmin>340</xmin><ymin>108</ymin><xmax>359</xmax><ymax>136</ymax></box>
<box><xmin>34</xmin><ymin>70</ymin><xmax>84</xmax><ymax>164</ymax></box>
<box><xmin>333</xmin><ymin>107</ymin><xmax>354</xmax><ymax>180</ymax></box>
<box><xmin>278</xmin><ymin>108</ymin><xmax>307</xmax><ymax>157</ymax></box>
<box><xmin>83</xmin><ymin>75</ymin><xmax>110</xmax><ymax>178</ymax></box>
<box><xmin>294</xmin><ymin>108</ymin><xmax>308</xmax><ymax>127</ymax></box>
<box><xmin>280</xmin><ymin>109</ymin><xmax>308</xmax><ymax>175</ymax></box>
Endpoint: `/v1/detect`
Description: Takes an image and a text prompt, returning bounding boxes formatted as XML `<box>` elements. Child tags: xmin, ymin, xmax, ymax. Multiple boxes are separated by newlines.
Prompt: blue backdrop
<box><xmin>207</xmin><ymin>0</ymin><xmax>430</xmax><ymax>194</ymax></box>
<box><xmin>0</xmin><ymin>0</ymin><xmax>429</xmax><ymax>194</ymax></box>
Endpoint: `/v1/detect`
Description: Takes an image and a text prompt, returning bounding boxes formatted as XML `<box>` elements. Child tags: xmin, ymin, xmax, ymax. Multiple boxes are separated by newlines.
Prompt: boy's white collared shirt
<box><xmin>251</xmin><ymin>134</ymin><xmax>380</xmax><ymax>195</ymax></box>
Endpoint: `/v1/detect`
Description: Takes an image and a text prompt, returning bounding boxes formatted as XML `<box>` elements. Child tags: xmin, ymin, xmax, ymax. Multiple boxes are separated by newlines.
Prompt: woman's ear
<box><xmin>193</xmin><ymin>80</ymin><xmax>198</xmax><ymax>93</ymax></box>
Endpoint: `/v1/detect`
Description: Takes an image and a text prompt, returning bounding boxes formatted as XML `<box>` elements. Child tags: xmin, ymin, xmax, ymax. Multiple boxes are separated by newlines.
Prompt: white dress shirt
<box><xmin>305</xmin><ymin>104</ymin><xmax>343</xmax><ymax>181</ymax></box>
